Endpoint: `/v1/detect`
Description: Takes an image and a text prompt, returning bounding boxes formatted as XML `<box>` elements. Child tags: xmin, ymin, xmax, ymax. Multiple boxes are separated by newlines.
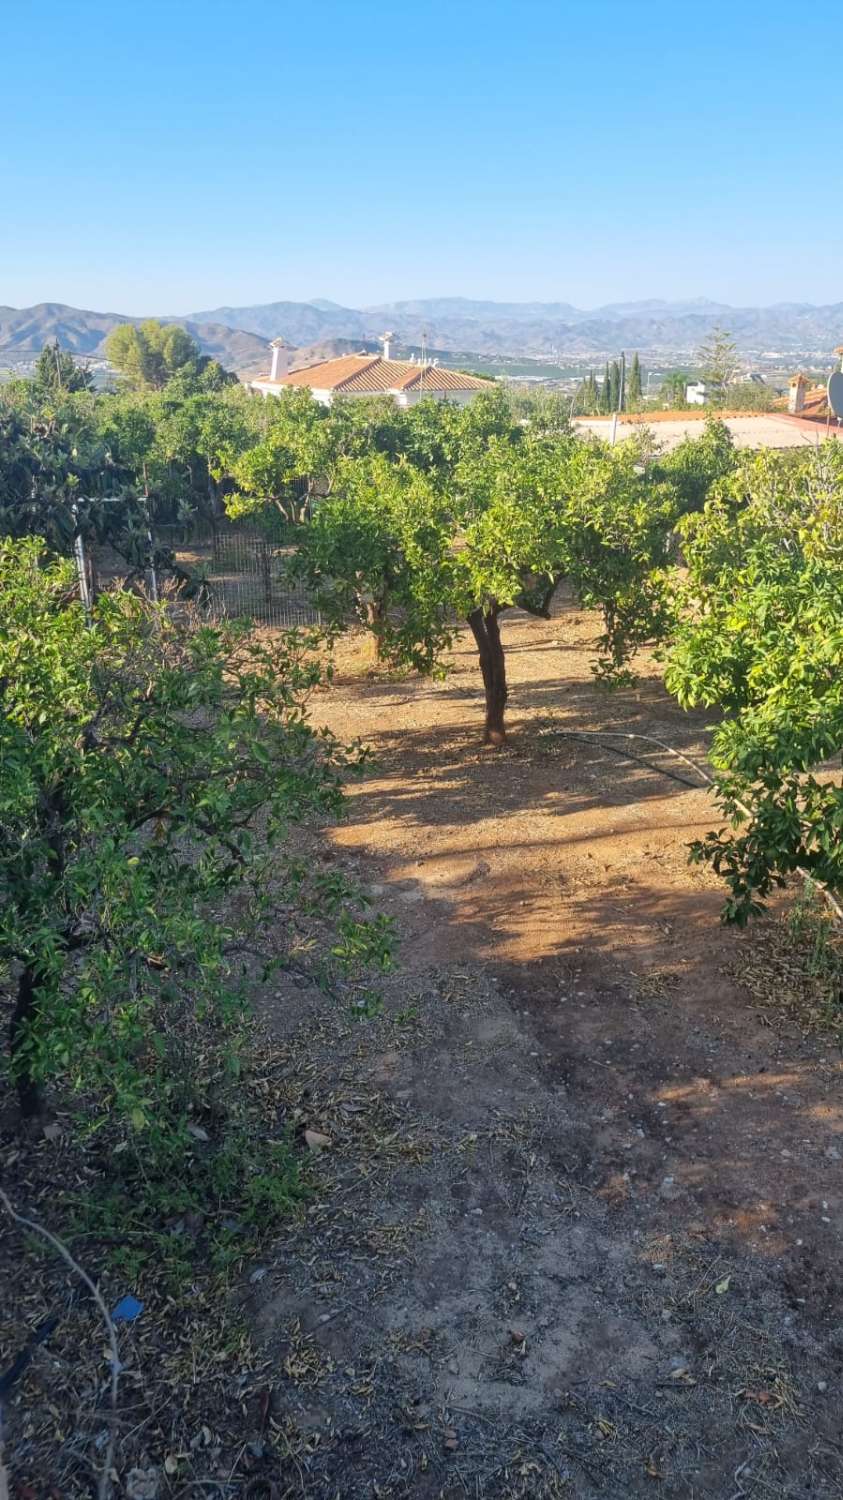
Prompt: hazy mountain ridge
<box><xmin>188</xmin><ymin>296</ymin><xmax>843</xmax><ymax>359</ymax></box>
<box><xmin>0</xmin><ymin>303</ymin><xmax>269</xmax><ymax>373</ymax></box>
<box><xmin>4</xmin><ymin>298</ymin><xmax>843</xmax><ymax>375</ymax></box>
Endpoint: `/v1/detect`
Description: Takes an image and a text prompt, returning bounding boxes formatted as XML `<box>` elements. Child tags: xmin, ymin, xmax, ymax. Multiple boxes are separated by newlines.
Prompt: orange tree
<box><xmin>0</xmin><ymin>538</ymin><xmax>387</xmax><ymax>1147</ymax></box>
<box><xmin>290</xmin><ymin>414</ymin><xmax>679</xmax><ymax>744</ymax></box>
<box><xmin>665</xmin><ymin>444</ymin><xmax>843</xmax><ymax>921</ymax></box>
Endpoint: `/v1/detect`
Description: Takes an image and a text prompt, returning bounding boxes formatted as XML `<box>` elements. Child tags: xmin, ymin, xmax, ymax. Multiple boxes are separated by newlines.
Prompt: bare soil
<box><xmin>250</xmin><ymin>598</ymin><xmax>843</xmax><ymax>1497</ymax></box>
<box><xmin>3</xmin><ymin>599</ymin><xmax>842</xmax><ymax>1500</ymax></box>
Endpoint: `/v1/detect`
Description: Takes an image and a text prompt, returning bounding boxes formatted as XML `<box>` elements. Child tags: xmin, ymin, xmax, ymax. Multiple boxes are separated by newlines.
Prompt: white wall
<box><xmin>249</xmin><ymin>381</ymin><xmax>484</xmax><ymax>408</ymax></box>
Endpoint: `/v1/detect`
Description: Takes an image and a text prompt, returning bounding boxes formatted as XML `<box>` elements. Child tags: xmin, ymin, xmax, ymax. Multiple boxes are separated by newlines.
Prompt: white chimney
<box><xmin>269</xmin><ymin>337</ymin><xmax>287</xmax><ymax>381</ymax></box>
<box><xmin>381</xmin><ymin>330</ymin><xmax>395</xmax><ymax>362</ymax></box>
<box><xmin>788</xmin><ymin>373</ymin><xmax>807</xmax><ymax>414</ymax></box>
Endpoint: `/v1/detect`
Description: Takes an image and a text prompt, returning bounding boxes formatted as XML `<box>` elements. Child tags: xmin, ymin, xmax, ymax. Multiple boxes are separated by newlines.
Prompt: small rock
<box><xmin>304</xmin><ymin>1129</ymin><xmax>332</xmax><ymax>1151</ymax></box>
<box><xmin>824</xmin><ymin>1146</ymin><xmax>841</xmax><ymax>1161</ymax></box>
<box><xmin>249</xmin><ymin>1267</ymin><xmax>268</xmax><ymax>1284</ymax></box>
<box><xmin>126</xmin><ymin>1469</ymin><xmax>160</xmax><ymax>1500</ymax></box>
<box><xmin>817</xmin><ymin>1380</ymin><xmax>828</xmax><ymax>1393</ymax></box>
<box><xmin>447</xmin><ymin>1359</ymin><xmax>459</xmax><ymax>1375</ymax></box>
<box><xmin>443</xmin><ymin>1427</ymin><xmax>459</xmax><ymax>1452</ymax></box>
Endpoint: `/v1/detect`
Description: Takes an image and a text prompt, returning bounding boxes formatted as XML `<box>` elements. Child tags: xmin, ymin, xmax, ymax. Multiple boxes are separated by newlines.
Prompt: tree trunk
<box><xmin>9</xmin><ymin>965</ymin><xmax>44</xmax><ymax>1120</ymax></box>
<box><xmin>468</xmin><ymin>606</ymin><xmax>508</xmax><ymax>745</ymax></box>
<box><xmin>364</xmin><ymin>599</ymin><xmax>386</xmax><ymax>663</ymax></box>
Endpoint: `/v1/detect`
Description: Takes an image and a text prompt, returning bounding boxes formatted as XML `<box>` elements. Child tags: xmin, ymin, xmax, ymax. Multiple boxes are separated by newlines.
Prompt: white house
<box><xmin>249</xmin><ymin>334</ymin><xmax>493</xmax><ymax>407</ymax></box>
<box><xmin>685</xmin><ymin>380</ymin><xmax>713</xmax><ymax>405</ymax></box>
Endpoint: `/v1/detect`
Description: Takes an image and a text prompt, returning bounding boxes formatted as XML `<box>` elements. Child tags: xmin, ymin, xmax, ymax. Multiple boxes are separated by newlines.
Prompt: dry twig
<box><xmin>0</xmin><ymin>1186</ymin><xmax>119</xmax><ymax>1500</ymax></box>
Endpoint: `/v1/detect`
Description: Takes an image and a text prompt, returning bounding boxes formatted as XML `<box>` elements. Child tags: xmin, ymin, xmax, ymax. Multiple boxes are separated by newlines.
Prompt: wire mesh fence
<box><xmin>156</xmin><ymin>521</ymin><xmax>321</xmax><ymax>630</ymax></box>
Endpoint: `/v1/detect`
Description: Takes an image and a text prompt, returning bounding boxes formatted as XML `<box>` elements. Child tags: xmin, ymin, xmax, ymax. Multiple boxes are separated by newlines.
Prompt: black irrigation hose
<box><xmin>0</xmin><ymin>1311</ymin><xmax>60</xmax><ymax>1398</ymax></box>
<box><xmin>541</xmin><ymin>727</ymin><xmax>706</xmax><ymax>790</ymax></box>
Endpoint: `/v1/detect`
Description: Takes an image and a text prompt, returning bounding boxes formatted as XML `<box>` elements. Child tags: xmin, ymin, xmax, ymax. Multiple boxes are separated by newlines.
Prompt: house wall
<box><xmin>249</xmin><ymin>381</ymin><xmax>484</xmax><ymax>408</ymax></box>
<box><xmin>685</xmin><ymin>383</ymin><xmax>707</xmax><ymax>406</ymax></box>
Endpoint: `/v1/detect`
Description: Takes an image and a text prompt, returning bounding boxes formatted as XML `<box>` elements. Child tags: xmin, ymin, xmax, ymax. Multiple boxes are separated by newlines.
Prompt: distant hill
<box><xmin>186</xmin><ymin>295</ymin><xmax>843</xmax><ymax>362</ymax></box>
<box><xmin>188</xmin><ymin>300</ymin><xmax>367</xmax><ymax>345</ymax></box>
<box><xmin>5</xmin><ymin>297</ymin><xmax>843</xmax><ymax>376</ymax></box>
<box><xmin>0</xmin><ymin>304</ymin><xmax>268</xmax><ymax>374</ymax></box>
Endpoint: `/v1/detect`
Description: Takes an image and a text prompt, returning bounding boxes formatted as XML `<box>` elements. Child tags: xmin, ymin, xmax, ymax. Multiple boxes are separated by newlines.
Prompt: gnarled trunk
<box><xmin>9</xmin><ymin>964</ymin><xmax>44</xmax><ymax>1120</ymax></box>
<box><xmin>468</xmin><ymin>605</ymin><xmax>507</xmax><ymax>745</ymax></box>
<box><xmin>365</xmin><ymin>598</ymin><xmax>386</xmax><ymax>663</ymax></box>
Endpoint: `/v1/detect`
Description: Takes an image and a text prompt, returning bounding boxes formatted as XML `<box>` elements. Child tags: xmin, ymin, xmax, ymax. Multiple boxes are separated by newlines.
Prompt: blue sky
<box><xmin>2</xmin><ymin>0</ymin><xmax>839</xmax><ymax>314</ymax></box>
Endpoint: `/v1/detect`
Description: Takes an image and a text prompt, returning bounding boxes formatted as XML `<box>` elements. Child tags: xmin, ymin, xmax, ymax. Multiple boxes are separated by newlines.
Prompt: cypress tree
<box><xmin>609</xmin><ymin>360</ymin><xmax>621</xmax><ymax>413</ymax></box>
<box><xmin>628</xmin><ymin>352</ymin><xmax>642</xmax><ymax>406</ymax></box>
<box><xmin>600</xmin><ymin>362</ymin><xmax>611</xmax><ymax>414</ymax></box>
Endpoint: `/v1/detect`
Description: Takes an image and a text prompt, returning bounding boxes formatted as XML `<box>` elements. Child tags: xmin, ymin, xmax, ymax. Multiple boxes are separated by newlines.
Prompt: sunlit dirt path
<box><xmin>253</xmin><ymin>599</ymin><xmax>843</xmax><ymax>1498</ymax></box>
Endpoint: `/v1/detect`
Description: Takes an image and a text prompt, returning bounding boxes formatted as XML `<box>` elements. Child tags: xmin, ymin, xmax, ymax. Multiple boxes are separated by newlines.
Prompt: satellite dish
<box><xmin>827</xmin><ymin>371</ymin><xmax>843</xmax><ymax>417</ymax></box>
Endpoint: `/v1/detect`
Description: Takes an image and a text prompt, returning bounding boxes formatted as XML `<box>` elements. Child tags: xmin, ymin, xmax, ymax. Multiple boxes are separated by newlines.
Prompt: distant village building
<box><xmin>250</xmin><ymin>333</ymin><xmax>492</xmax><ymax>407</ymax></box>
<box><xmin>685</xmin><ymin>380</ymin><xmax>711</xmax><ymax>405</ymax></box>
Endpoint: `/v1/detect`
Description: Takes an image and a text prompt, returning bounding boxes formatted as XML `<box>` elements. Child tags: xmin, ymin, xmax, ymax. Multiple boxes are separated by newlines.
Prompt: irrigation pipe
<box><xmin>545</xmin><ymin>725</ymin><xmax>843</xmax><ymax>924</ymax></box>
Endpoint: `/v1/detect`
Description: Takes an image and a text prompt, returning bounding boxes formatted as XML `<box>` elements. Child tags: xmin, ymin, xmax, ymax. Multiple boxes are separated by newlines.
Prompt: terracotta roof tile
<box><xmin>260</xmin><ymin>354</ymin><xmax>492</xmax><ymax>394</ymax></box>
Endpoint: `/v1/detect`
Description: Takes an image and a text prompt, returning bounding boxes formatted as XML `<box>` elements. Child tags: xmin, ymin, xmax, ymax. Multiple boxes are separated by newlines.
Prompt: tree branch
<box><xmin>0</xmin><ymin>1188</ymin><xmax>119</xmax><ymax>1500</ymax></box>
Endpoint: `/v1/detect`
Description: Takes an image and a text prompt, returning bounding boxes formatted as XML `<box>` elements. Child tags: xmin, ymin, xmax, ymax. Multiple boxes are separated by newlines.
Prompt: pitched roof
<box><xmin>256</xmin><ymin>354</ymin><xmax>492</xmax><ymax>394</ymax></box>
<box><xmin>777</xmin><ymin>384</ymin><xmax>833</xmax><ymax>424</ymax></box>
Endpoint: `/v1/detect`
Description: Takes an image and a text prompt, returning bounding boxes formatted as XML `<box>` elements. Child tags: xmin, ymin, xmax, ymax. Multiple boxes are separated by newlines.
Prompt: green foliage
<box><xmin>104</xmin><ymin>319</ymin><xmax>227</xmax><ymax>393</ymax></box>
<box><xmin>658</xmin><ymin>371</ymin><xmax>691</xmax><ymax>408</ymax></box>
<box><xmin>289</xmin><ymin>398</ymin><xmax>679</xmax><ymax>739</ymax></box>
<box><xmin>0</xmin><ymin>378</ymin><xmax>261</xmax><ymax>583</ymax></box>
<box><xmin>609</xmin><ymin>359</ymin><xmax>622</xmax><ymax>413</ymax></box>
<box><xmin>628</xmin><ymin>352</ymin><xmax>642</xmax><ymax>408</ymax></box>
<box><xmin>33</xmin><ymin>339</ymin><xmax>94</xmax><ymax>396</ymax></box>
<box><xmin>652</xmin><ymin>416</ymin><xmax>737</xmax><ymax>515</ymax></box>
<box><xmin>600</xmin><ymin>362</ymin><xmax>611</xmax><ymax>415</ymax></box>
<box><xmin>0</xmin><ymin>539</ymin><xmax>382</xmax><ymax>1152</ymax></box>
<box><xmin>665</xmin><ymin>444</ymin><xmax>843</xmax><ymax>921</ymax></box>
<box><xmin>726</xmin><ymin>380</ymin><xmax>776</xmax><ymax>412</ymax></box>
<box><xmin>697</xmin><ymin>326</ymin><xmax>739</xmax><ymax>400</ymax></box>
<box><xmin>573</xmin><ymin>370</ymin><xmax>600</xmax><ymax>415</ymax></box>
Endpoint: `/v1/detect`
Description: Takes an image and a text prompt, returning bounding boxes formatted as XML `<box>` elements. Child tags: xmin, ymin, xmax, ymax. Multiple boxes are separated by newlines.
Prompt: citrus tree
<box><xmin>0</xmin><ymin>538</ymin><xmax>383</xmax><ymax>1137</ymax></box>
<box><xmin>292</xmin><ymin>419</ymin><xmax>678</xmax><ymax>743</ymax></box>
<box><xmin>665</xmin><ymin>445</ymin><xmax>843</xmax><ymax>922</ymax></box>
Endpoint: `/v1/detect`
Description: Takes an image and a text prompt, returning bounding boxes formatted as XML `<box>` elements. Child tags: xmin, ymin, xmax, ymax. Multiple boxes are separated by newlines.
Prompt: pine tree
<box><xmin>33</xmin><ymin>339</ymin><xmax>93</xmax><ymax>396</ymax></box>
<box><xmin>628</xmin><ymin>352</ymin><xmax>642</xmax><ymax>406</ymax></box>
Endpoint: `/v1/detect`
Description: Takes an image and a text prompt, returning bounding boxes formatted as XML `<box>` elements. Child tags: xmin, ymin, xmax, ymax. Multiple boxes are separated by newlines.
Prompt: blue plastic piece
<box><xmin>111</xmin><ymin>1295</ymin><xmax>144</xmax><ymax>1322</ymax></box>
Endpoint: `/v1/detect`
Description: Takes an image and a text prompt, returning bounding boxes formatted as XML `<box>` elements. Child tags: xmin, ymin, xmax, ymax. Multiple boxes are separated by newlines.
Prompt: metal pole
<box><xmin>146</xmin><ymin>526</ymin><xmax>159</xmax><ymax>604</ymax></box>
<box><xmin>72</xmin><ymin>511</ymin><xmax>92</xmax><ymax>624</ymax></box>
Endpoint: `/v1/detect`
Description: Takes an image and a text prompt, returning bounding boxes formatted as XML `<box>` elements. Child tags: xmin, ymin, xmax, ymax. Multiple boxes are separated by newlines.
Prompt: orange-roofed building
<box><xmin>250</xmin><ymin>333</ymin><xmax>494</xmax><ymax>407</ymax></box>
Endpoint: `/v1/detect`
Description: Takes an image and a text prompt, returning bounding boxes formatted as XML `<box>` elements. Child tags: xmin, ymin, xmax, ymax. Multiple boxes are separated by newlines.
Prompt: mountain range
<box><xmin>2</xmin><ymin>298</ymin><xmax>843</xmax><ymax>374</ymax></box>
<box><xmin>0</xmin><ymin>304</ymin><xmax>269</xmax><ymax>374</ymax></box>
<box><xmin>187</xmin><ymin>296</ymin><xmax>843</xmax><ymax>362</ymax></box>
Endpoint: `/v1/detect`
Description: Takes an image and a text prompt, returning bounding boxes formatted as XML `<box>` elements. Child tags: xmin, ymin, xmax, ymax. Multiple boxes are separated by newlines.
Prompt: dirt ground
<box><xmin>249</xmin><ymin>598</ymin><xmax>843</xmax><ymax>1498</ymax></box>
